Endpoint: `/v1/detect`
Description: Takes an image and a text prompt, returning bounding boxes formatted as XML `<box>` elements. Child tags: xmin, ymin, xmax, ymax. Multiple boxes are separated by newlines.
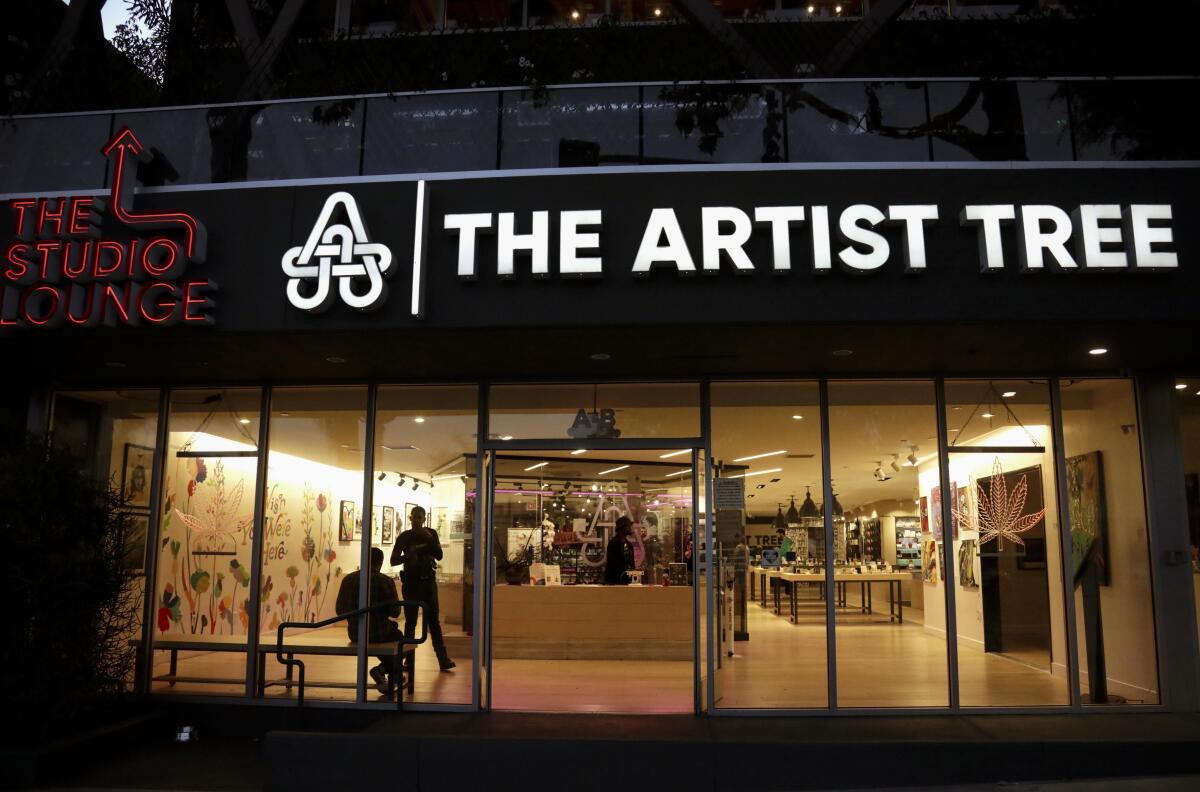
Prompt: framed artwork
<box><xmin>372</xmin><ymin>506</ymin><xmax>382</xmax><ymax>544</ymax></box>
<box><xmin>124</xmin><ymin>512</ymin><xmax>149</xmax><ymax>574</ymax></box>
<box><xmin>921</xmin><ymin>536</ymin><xmax>939</xmax><ymax>584</ymax></box>
<box><xmin>339</xmin><ymin>500</ymin><xmax>355</xmax><ymax>542</ymax></box>
<box><xmin>1067</xmin><ymin>451</ymin><xmax>1110</xmax><ymax>585</ymax></box>
<box><xmin>121</xmin><ymin>443</ymin><xmax>154</xmax><ymax>509</ymax></box>
<box><xmin>919</xmin><ymin>496</ymin><xmax>929</xmax><ymax>534</ymax></box>
<box><xmin>1186</xmin><ymin>473</ymin><xmax>1200</xmax><ymax>574</ymax></box>
<box><xmin>382</xmin><ymin>506</ymin><xmax>395</xmax><ymax>544</ymax></box>
<box><xmin>958</xmin><ymin>539</ymin><xmax>979</xmax><ymax>588</ymax></box>
<box><xmin>930</xmin><ymin>486</ymin><xmax>943</xmax><ymax>542</ymax></box>
<box><xmin>954</xmin><ymin>484</ymin><xmax>969</xmax><ymax>542</ymax></box>
<box><xmin>433</xmin><ymin>505</ymin><xmax>448</xmax><ymax>533</ymax></box>
<box><xmin>405</xmin><ymin>502</ymin><xmax>420</xmax><ymax>530</ymax></box>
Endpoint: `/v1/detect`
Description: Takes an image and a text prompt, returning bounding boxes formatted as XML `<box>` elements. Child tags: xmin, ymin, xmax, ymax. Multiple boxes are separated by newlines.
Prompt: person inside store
<box><xmin>335</xmin><ymin>547</ymin><xmax>403</xmax><ymax>695</ymax></box>
<box><xmin>777</xmin><ymin>528</ymin><xmax>795</xmax><ymax>561</ymax></box>
<box><xmin>604</xmin><ymin>516</ymin><xmax>636</xmax><ymax>585</ymax></box>
<box><xmin>391</xmin><ymin>505</ymin><xmax>456</xmax><ymax>671</ymax></box>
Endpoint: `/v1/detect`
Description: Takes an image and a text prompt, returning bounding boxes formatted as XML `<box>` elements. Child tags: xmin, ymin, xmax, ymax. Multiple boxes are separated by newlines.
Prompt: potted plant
<box><xmin>497</xmin><ymin>532</ymin><xmax>534</xmax><ymax>585</ymax></box>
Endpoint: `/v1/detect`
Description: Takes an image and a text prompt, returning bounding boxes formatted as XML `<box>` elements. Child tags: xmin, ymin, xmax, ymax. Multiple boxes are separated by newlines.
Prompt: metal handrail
<box><xmin>276</xmin><ymin>598</ymin><xmax>427</xmax><ymax>707</ymax></box>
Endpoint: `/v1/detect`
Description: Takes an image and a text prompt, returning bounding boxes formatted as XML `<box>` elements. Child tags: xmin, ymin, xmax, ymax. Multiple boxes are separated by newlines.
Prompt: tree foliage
<box><xmin>111</xmin><ymin>0</ymin><xmax>172</xmax><ymax>86</ymax></box>
<box><xmin>0</xmin><ymin>433</ymin><xmax>142</xmax><ymax>744</ymax></box>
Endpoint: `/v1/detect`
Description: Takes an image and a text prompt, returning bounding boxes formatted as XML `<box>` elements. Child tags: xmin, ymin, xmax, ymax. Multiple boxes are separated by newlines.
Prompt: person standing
<box><xmin>391</xmin><ymin>505</ymin><xmax>455</xmax><ymax>671</ymax></box>
<box><xmin>604</xmin><ymin>516</ymin><xmax>635</xmax><ymax>585</ymax></box>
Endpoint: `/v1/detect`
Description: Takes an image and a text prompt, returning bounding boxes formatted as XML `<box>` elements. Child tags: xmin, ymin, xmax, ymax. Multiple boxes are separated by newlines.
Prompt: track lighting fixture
<box><xmin>412</xmin><ymin>481</ymin><xmax>419</xmax><ymax>491</ymax></box>
<box><xmin>397</xmin><ymin>475</ymin><xmax>406</xmax><ymax>487</ymax></box>
<box><xmin>890</xmin><ymin>454</ymin><xmax>900</xmax><ymax>473</ymax></box>
<box><xmin>906</xmin><ymin>447</ymin><xmax>919</xmax><ymax>467</ymax></box>
<box><xmin>377</xmin><ymin>472</ymin><xmax>386</xmax><ymax>480</ymax></box>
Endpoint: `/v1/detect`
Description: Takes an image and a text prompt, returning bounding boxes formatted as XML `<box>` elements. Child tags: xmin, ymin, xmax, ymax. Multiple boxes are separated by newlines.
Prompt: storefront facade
<box><xmin>4</xmin><ymin>85</ymin><xmax>1200</xmax><ymax>717</ymax></box>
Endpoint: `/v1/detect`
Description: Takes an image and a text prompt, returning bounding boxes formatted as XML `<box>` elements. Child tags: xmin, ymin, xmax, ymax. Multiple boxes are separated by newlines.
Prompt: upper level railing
<box><xmin>2</xmin><ymin>77</ymin><xmax>1196</xmax><ymax>195</ymax></box>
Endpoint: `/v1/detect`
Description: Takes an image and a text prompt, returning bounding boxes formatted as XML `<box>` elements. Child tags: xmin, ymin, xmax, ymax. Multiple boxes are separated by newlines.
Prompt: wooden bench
<box><xmin>149</xmin><ymin>633</ymin><xmax>416</xmax><ymax>697</ymax></box>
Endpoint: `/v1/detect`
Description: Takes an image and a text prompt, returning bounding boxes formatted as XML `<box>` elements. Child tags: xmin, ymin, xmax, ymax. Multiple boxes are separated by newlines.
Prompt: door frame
<box><xmin>479</xmin><ymin>438</ymin><xmax>706</xmax><ymax>713</ymax></box>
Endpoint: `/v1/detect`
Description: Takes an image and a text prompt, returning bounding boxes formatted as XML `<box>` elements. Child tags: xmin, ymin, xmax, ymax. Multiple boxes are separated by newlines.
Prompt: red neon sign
<box><xmin>1</xmin><ymin>127</ymin><xmax>215</xmax><ymax>329</ymax></box>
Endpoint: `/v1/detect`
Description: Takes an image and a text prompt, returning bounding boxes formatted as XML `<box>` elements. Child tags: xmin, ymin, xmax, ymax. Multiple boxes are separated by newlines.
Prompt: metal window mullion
<box><xmin>819</xmin><ymin>379</ymin><xmax>837</xmax><ymax>711</ymax></box>
<box><xmin>474</xmin><ymin>382</ymin><xmax>488</xmax><ymax>711</ymax></box>
<box><xmin>934</xmin><ymin>378</ymin><xmax>961</xmax><ymax>710</ymax></box>
<box><xmin>1049</xmin><ymin>377</ymin><xmax>1083</xmax><ymax>710</ymax></box>
<box><xmin>138</xmin><ymin>387</ymin><xmax>170</xmax><ymax>695</ymax></box>
<box><xmin>698</xmin><ymin>377</ymin><xmax>712</xmax><ymax>714</ymax></box>
<box><xmin>243</xmin><ymin>387</ymin><xmax>272</xmax><ymax>699</ymax></box>
<box><xmin>481</xmin><ymin>437</ymin><xmax>705</xmax><ymax>451</ymax></box>
<box><xmin>356</xmin><ymin>384</ymin><xmax>380</xmax><ymax>703</ymax></box>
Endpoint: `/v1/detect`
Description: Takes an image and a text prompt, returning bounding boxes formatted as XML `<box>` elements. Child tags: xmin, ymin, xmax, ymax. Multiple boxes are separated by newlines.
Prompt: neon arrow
<box><xmin>100</xmin><ymin>127</ymin><xmax>207</xmax><ymax>263</ymax></box>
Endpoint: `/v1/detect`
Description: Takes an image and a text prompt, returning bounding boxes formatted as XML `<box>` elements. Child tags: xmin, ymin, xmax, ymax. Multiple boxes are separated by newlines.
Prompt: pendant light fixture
<box><xmin>786</xmin><ymin>495</ymin><xmax>799</xmax><ymax>523</ymax></box>
<box><xmin>798</xmin><ymin>487</ymin><xmax>819</xmax><ymax>520</ymax></box>
<box><xmin>773</xmin><ymin>504</ymin><xmax>787</xmax><ymax>530</ymax></box>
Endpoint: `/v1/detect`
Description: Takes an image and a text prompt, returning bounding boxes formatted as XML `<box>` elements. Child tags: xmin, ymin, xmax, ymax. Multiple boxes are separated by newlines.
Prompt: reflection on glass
<box><xmin>829</xmin><ymin>381</ymin><xmax>948</xmax><ymax>708</ymax></box>
<box><xmin>0</xmin><ymin>114</ymin><xmax>110</xmax><ymax>193</ymax></box>
<box><xmin>1177</xmin><ymin>378</ymin><xmax>1200</xmax><ymax>662</ymax></box>
<box><xmin>488</xmin><ymin>450</ymin><xmax>696</xmax><ymax>712</ymax></box>
<box><xmin>929</xmin><ymin>81</ymin><xmax>1072</xmax><ymax>162</ymax></box>
<box><xmin>446</xmin><ymin>0</ymin><xmax>519</xmax><ymax>28</ymax></box>
<box><xmin>500</xmin><ymin>87</ymin><xmax>640</xmax><ymax>169</ymax></box>
<box><xmin>52</xmin><ymin>390</ymin><xmax>161</xmax><ymax>689</ymax></box>
<box><xmin>364</xmin><ymin>93</ymin><xmax>499</xmax><ymax>175</ymax></box>
<box><xmin>787</xmin><ymin>82</ymin><xmax>929</xmax><ymax>162</ymax></box>
<box><xmin>261</xmin><ymin>387</ymin><xmax>367</xmax><ymax>701</ymax></box>
<box><xmin>488</xmin><ymin>382</ymin><xmax>700</xmax><ymax>441</ymax></box>
<box><xmin>710</xmin><ymin>381</ymin><xmax>827</xmax><ymax>709</ymax></box>
<box><xmin>1068</xmin><ymin>80</ymin><xmax>1199</xmax><ymax>161</ymax></box>
<box><xmin>1061</xmin><ymin>379</ymin><xmax>1158</xmax><ymax>705</ymax></box>
<box><xmin>644</xmin><ymin>86</ymin><xmax>783</xmax><ymax>164</ymax></box>
<box><xmin>150</xmin><ymin>389</ymin><xmax>260</xmax><ymax>696</ymax></box>
<box><xmin>945</xmin><ymin>379</ymin><xmax>1070</xmax><ymax>707</ymax></box>
<box><xmin>351</xmin><ymin>0</ymin><xmax>439</xmax><ymax>32</ymax></box>
<box><xmin>371</xmin><ymin>385</ymin><xmax>478</xmax><ymax>704</ymax></box>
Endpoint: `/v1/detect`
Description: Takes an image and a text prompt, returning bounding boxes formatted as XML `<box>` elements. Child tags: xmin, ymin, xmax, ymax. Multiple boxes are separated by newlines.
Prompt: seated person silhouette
<box><xmin>336</xmin><ymin>547</ymin><xmax>402</xmax><ymax>695</ymax></box>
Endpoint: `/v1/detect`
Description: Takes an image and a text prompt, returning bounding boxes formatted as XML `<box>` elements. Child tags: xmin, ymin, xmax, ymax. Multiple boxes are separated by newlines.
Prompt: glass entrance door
<box><xmin>484</xmin><ymin>448</ymin><xmax>699</xmax><ymax>713</ymax></box>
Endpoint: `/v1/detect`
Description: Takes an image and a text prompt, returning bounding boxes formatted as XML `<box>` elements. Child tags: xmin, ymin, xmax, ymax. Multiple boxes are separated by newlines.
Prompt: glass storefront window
<box><xmin>710</xmin><ymin>381</ymin><xmax>827</xmax><ymax>709</ymax></box>
<box><xmin>643</xmin><ymin>86</ymin><xmax>783</xmax><ymax>165</ymax></box>
<box><xmin>1177</xmin><ymin>378</ymin><xmax>1200</xmax><ymax>662</ymax></box>
<box><xmin>828</xmin><ymin>380</ymin><xmax>949</xmax><ymax>708</ymax></box>
<box><xmin>445</xmin><ymin>0</ymin><xmax>519</xmax><ymax>28</ymax></box>
<box><xmin>1060</xmin><ymin>378</ymin><xmax>1159</xmax><ymax>705</ymax></box>
<box><xmin>261</xmin><ymin>387</ymin><xmax>368</xmax><ymax>701</ymax></box>
<box><xmin>51</xmin><ymin>390</ymin><xmax>161</xmax><ymax>688</ymax></box>
<box><xmin>371</xmin><ymin>385</ymin><xmax>479</xmax><ymax>704</ymax></box>
<box><xmin>151</xmin><ymin>389</ymin><xmax>261</xmax><ymax>696</ymax></box>
<box><xmin>363</xmin><ymin>93</ymin><xmax>500</xmax><ymax>176</ymax></box>
<box><xmin>499</xmin><ymin>87</ymin><xmax>641</xmax><ymax>169</ymax></box>
<box><xmin>928</xmin><ymin>81</ymin><xmax>1073</xmax><ymax>162</ymax></box>
<box><xmin>488</xmin><ymin>382</ymin><xmax>701</xmax><ymax>441</ymax></box>
<box><xmin>787</xmin><ymin>81</ymin><xmax>930</xmax><ymax>163</ymax></box>
<box><xmin>944</xmin><ymin>380</ymin><xmax>1070</xmax><ymax>707</ymax></box>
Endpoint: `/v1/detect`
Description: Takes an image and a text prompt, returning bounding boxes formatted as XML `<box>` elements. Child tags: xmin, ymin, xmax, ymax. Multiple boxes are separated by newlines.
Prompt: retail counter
<box><xmin>491</xmin><ymin>584</ymin><xmax>695</xmax><ymax>660</ymax></box>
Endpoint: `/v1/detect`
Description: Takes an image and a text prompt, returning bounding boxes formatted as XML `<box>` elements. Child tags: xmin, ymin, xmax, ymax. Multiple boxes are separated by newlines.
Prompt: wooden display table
<box><xmin>491</xmin><ymin>584</ymin><xmax>694</xmax><ymax>660</ymax></box>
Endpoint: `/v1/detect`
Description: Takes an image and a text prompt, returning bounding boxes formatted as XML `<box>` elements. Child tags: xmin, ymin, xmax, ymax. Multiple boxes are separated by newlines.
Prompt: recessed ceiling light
<box><xmin>1001</xmin><ymin>391</ymin><xmax>1016</xmax><ymax>398</ymax></box>
<box><xmin>599</xmin><ymin>465</ymin><xmax>630</xmax><ymax>475</ymax></box>
<box><xmin>1088</xmin><ymin>347</ymin><xmax>1108</xmax><ymax>356</ymax></box>
<box><xmin>664</xmin><ymin>468</ymin><xmax>691</xmax><ymax>477</ymax></box>
<box><xmin>832</xmin><ymin>349</ymin><xmax>853</xmax><ymax>357</ymax></box>
<box><xmin>659</xmin><ymin>449</ymin><xmax>689</xmax><ymax>459</ymax></box>
<box><xmin>571</xmin><ymin>449</ymin><xmax>587</xmax><ymax>455</ymax></box>
<box><xmin>238</xmin><ymin>418</ymin><xmax>251</xmax><ymax>424</ymax></box>
<box><xmin>524</xmin><ymin>462</ymin><xmax>549</xmax><ymax>471</ymax></box>
<box><xmin>792</xmin><ymin>415</ymin><xmax>803</xmax><ymax>420</ymax></box>
<box><xmin>982</xmin><ymin>412</ymin><xmax>995</xmax><ymax>419</ymax></box>
<box><xmin>325</xmin><ymin>356</ymin><xmax>346</xmax><ymax>363</ymax></box>
<box><xmin>728</xmin><ymin>467</ymin><xmax>784</xmax><ymax>479</ymax></box>
<box><xmin>732</xmin><ymin>450</ymin><xmax>787</xmax><ymax>463</ymax></box>
<box><xmin>590</xmin><ymin>352</ymin><xmax>611</xmax><ymax>360</ymax></box>
<box><xmin>1175</xmin><ymin>384</ymin><xmax>1187</xmax><ymax>390</ymax></box>
<box><xmin>413</xmin><ymin>416</ymin><xmax>425</xmax><ymax>423</ymax></box>
<box><xmin>278</xmin><ymin>412</ymin><xmax>290</xmax><ymax>417</ymax></box>
<box><xmin>500</xmin><ymin>435</ymin><xmax>513</xmax><ymax>441</ymax></box>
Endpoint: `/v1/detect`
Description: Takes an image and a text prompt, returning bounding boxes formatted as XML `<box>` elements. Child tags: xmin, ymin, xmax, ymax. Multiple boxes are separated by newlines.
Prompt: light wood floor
<box><xmin>151</xmin><ymin>590</ymin><xmax>1068</xmax><ymax>711</ymax></box>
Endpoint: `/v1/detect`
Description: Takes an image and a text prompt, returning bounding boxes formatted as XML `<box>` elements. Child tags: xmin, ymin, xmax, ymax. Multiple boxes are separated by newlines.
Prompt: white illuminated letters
<box><xmin>1125</xmin><ymin>204</ymin><xmax>1178</xmax><ymax>269</ymax></box>
<box><xmin>701</xmin><ymin>207</ymin><xmax>755</xmax><ymax>274</ymax></box>
<box><xmin>753</xmin><ymin>206</ymin><xmax>806</xmax><ymax>272</ymax></box>
<box><xmin>1018</xmin><ymin>205</ymin><xmax>1078</xmax><ymax>270</ymax></box>
<box><xmin>887</xmin><ymin>204</ymin><xmax>939</xmax><ymax>271</ymax></box>
<box><xmin>497</xmin><ymin>211</ymin><xmax>550</xmax><ymax>278</ymax></box>
<box><xmin>838</xmin><ymin>204</ymin><xmax>889</xmax><ymax>272</ymax></box>
<box><xmin>1073</xmin><ymin>204</ymin><xmax>1126</xmax><ymax>269</ymax></box>
<box><xmin>632</xmin><ymin>208</ymin><xmax>697</xmax><ymax>276</ymax></box>
<box><xmin>559</xmin><ymin>210</ymin><xmax>603</xmax><ymax>276</ymax></box>
<box><xmin>960</xmin><ymin>204</ymin><xmax>1016</xmax><ymax>271</ymax></box>
<box><xmin>443</xmin><ymin>212</ymin><xmax>492</xmax><ymax>279</ymax></box>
